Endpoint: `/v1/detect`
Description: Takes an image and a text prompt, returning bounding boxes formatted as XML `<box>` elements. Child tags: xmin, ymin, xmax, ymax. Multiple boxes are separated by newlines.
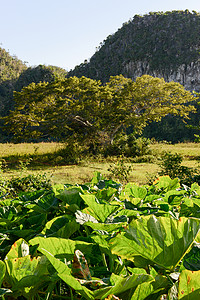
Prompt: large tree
<box><xmin>4</xmin><ymin>75</ymin><xmax>196</xmax><ymax>145</ymax></box>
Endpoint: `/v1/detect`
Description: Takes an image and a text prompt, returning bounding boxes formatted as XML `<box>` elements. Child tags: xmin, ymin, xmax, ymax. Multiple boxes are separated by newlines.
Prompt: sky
<box><xmin>0</xmin><ymin>0</ymin><xmax>200</xmax><ymax>71</ymax></box>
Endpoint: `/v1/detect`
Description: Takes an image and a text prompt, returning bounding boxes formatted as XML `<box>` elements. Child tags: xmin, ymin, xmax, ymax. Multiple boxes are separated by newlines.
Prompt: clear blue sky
<box><xmin>1</xmin><ymin>0</ymin><xmax>199</xmax><ymax>71</ymax></box>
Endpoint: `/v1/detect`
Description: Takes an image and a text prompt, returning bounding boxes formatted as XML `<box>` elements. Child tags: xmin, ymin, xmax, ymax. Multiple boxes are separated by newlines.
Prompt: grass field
<box><xmin>150</xmin><ymin>142</ymin><xmax>200</xmax><ymax>158</ymax></box>
<box><xmin>0</xmin><ymin>142</ymin><xmax>199</xmax><ymax>185</ymax></box>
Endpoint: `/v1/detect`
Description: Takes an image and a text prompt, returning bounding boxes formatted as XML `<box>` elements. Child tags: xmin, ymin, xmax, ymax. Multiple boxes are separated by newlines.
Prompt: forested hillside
<box><xmin>0</xmin><ymin>48</ymin><xmax>67</xmax><ymax>140</ymax></box>
<box><xmin>0</xmin><ymin>48</ymin><xmax>27</xmax><ymax>115</ymax></box>
<box><xmin>69</xmin><ymin>10</ymin><xmax>200</xmax><ymax>92</ymax></box>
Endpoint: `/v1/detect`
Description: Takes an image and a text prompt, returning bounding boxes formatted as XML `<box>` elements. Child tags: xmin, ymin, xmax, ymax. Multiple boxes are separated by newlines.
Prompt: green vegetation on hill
<box><xmin>69</xmin><ymin>10</ymin><xmax>200</xmax><ymax>82</ymax></box>
<box><xmin>0</xmin><ymin>48</ymin><xmax>27</xmax><ymax>117</ymax></box>
<box><xmin>0</xmin><ymin>47</ymin><xmax>67</xmax><ymax>140</ymax></box>
<box><xmin>0</xmin><ymin>47</ymin><xmax>27</xmax><ymax>83</ymax></box>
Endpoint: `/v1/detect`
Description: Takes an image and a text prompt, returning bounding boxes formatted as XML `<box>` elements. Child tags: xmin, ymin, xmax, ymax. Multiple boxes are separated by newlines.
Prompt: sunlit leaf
<box><xmin>80</xmin><ymin>194</ymin><xmax>119</xmax><ymax>222</ymax></box>
<box><xmin>110</xmin><ymin>216</ymin><xmax>200</xmax><ymax>271</ymax></box>
<box><xmin>0</xmin><ymin>261</ymin><xmax>5</xmax><ymax>287</ymax></box>
<box><xmin>178</xmin><ymin>270</ymin><xmax>200</xmax><ymax>299</ymax></box>
<box><xmin>5</xmin><ymin>239</ymin><xmax>29</xmax><ymax>260</ymax></box>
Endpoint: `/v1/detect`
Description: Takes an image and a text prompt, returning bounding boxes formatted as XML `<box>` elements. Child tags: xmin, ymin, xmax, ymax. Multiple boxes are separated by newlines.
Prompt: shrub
<box><xmin>107</xmin><ymin>155</ymin><xmax>132</xmax><ymax>183</ymax></box>
<box><xmin>103</xmin><ymin>133</ymin><xmax>152</xmax><ymax>158</ymax></box>
<box><xmin>0</xmin><ymin>173</ymin><xmax>52</xmax><ymax>197</ymax></box>
<box><xmin>53</xmin><ymin>143</ymin><xmax>79</xmax><ymax>164</ymax></box>
<box><xmin>158</xmin><ymin>151</ymin><xmax>200</xmax><ymax>186</ymax></box>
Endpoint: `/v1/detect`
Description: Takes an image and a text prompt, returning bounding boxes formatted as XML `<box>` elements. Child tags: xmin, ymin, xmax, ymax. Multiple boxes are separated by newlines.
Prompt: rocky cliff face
<box><xmin>69</xmin><ymin>10</ymin><xmax>200</xmax><ymax>92</ymax></box>
<box><xmin>123</xmin><ymin>60</ymin><xmax>200</xmax><ymax>91</ymax></box>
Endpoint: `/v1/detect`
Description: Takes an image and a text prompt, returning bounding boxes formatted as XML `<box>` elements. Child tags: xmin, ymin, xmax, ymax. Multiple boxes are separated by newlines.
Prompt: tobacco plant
<box><xmin>0</xmin><ymin>173</ymin><xmax>200</xmax><ymax>299</ymax></box>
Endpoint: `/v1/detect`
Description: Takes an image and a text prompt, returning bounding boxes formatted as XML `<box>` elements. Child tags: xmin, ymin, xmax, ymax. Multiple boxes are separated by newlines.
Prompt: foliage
<box><xmin>107</xmin><ymin>155</ymin><xmax>132</xmax><ymax>183</ymax></box>
<box><xmin>0</xmin><ymin>174</ymin><xmax>200</xmax><ymax>298</ymax></box>
<box><xmin>14</xmin><ymin>64</ymin><xmax>67</xmax><ymax>93</ymax></box>
<box><xmin>0</xmin><ymin>48</ymin><xmax>26</xmax><ymax>84</ymax></box>
<box><xmin>158</xmin><ymin>151</ymin><xmax>200</xmax><ymax>186</ymax></box>
<box><xmin>103</xmin><ymin>133</ymin><xmax>152</xmax><ymax>158</ymax></box>
<box><xmin>0</xmin><ymin>47</ymin><xmax>67</xmax><ymax>141</ymax></box>
<box><xmin>2</xmin><ymin>11</ymin><xmax>200</xmax><ymax>143</ymax></box>
<box><xmin>3</xmin><ymin>75</ymin><xmax>196</xmax><ymax>152</ymax></box>
<box><xmin>0</xmin><ymin>47</ymin><xmax>27</xmax><ymax>122</ymax></box>
<box><xmin>0</xmin><ymin>173</ymin><xmax>52</xmax><ymax>197</ymax></box>
<box><xmin>69</xmin><ymin>10</ymin><xmax>200</xmax><ymax>83</ymax></box>
<box><xmin>52</xmin><ymin>142</ymin><xmax>80</xmax><ymax>164</ymax></box>
<box><xmin>68</xmin><ymin>10</ymin><xmax>200</xmax><ymax>143</ymax></box>
<box><xmin>143</xmin><ymin>113</ymin><xmax>199</xmax><ymax>143</ymax></box>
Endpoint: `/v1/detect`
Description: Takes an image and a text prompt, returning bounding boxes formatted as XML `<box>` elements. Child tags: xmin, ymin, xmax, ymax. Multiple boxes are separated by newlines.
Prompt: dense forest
<box><xmin>1</xmin><ymin>10</ymin><xmax>200</xmax><ymax>143</ymax></box>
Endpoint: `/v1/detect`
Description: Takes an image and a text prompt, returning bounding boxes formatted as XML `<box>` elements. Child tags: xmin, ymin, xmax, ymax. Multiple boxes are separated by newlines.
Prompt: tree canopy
<box><xmin>4</xmin><ymin>75</ymin><xmax>196</xmax><ymax>146</ymax></box>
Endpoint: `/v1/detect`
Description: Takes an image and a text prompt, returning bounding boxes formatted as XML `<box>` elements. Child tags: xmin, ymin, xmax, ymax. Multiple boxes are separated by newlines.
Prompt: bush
<box><xmin>107</xmin><ymin>155</ymin><xmax>132</xmax><ymax>183</ymax></box>
<box><xmin>0</xmin><ymin>173</ymin><xmax>52</xmax><ymax>197</ymax></box>
<box><xmin>158</xmin><ymin>151</ymin><xmax>200</xmax><ymax>186</ymax></box>
<box><xmin>53</xmin><ymin>143</ymin><xmax>79</xmax><ymax>164</ymax></box>
<box><xmin>103</xmin><ymin>134</ymin><xmax>152</xmax><ymax>158</ymax></box>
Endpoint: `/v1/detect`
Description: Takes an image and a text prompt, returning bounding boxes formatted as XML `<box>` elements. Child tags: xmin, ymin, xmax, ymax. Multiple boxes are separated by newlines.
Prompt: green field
<box><xmin>0</xmin><ymin>142</ymin><xmax>199</xmax><ymax>185</ymax></box>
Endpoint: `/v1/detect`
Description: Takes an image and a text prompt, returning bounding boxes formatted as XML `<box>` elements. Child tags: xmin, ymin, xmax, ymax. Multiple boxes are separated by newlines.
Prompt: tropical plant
<box><xmin>0</xmin><ymin>174</ymin><xmax>200</xmax><ymax>299</ymax></box>
<box><xmin>158</xmin><ymin>151</ymin><xmax>200</xmax><ymax>186</ymax></box>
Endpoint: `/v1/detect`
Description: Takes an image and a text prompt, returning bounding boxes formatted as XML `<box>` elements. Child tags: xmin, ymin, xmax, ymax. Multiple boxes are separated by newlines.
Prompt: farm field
<box><xmin>0</xmin><ymin>142</ymin><xmax>199</xmax><ymax>185</ymax></box>
<box><xmin>0</xmin><ymin>173</ymin><xmax>200</xmax><ymax>299</ymax></box>
<box><xmin>0</xmin><ymin>143</ymin><xmax>200</xmax><ymax>299</ymax></box>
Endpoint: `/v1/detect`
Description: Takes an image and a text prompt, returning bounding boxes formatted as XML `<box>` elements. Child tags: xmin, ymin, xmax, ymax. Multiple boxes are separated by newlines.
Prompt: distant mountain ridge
<box><xmin>69</xmin><ymin>10</ymin><xmax>200</xmax><ymax>91</ymax></box>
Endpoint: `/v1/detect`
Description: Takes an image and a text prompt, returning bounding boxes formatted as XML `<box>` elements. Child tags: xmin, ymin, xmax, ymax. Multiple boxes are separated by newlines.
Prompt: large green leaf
<box><xmin>38</xmin><ymin>247</ymin><xmax>94</xmax><ymax>299</ymax></box>
<box><xmin>183</xmin><ymin>245</ymin><xmax>200</xmax><ymax>271</ymax></box>
<box><xmin>32</xmin><ymin>192</ymin><xmax>58</xmax><ymax>213</ymax></box>
<box><xmin>54</xmin><ymin>186</ymin><xmax>83</xmax><ymax>207</ymax></box>
<box><xmin>110</xmin><ymin>216</ymin><xmax>200</xmax><ymax>271</ymax></box>
<box><xmin>0</xmin><ymin>261</ymin><xmax>5</xmax><ymax>287</ymax></box>
<box><xmin>123</xmin><ymin>183</ymin><xmax>147</xmax><ymax>205</ymax></box>
<box><xmin>29</xmin><ymin>237</ymin><xmax>93</xmax><ymax>260</ymax></box>
<box><xmin>178</xmin><ymin>270</ymin><xmax>200</xmax><ymax>299</ymax></box>
<box><xmin>5</xmin><ymin>238</ymin><xmax>29</xmax><ymax>260</ymax></box>
<box><xmin>5</xmin><ymin>256</ymin><xmax>40</xmax><ymax>283</ymax></box>
<box><xmin>41</xmin><ymin>215</ymin><xmax>80</xmax><ymax>238</ymax></box>
<box><xmin>80</xmin><ymin>194</ymin><xmax>119</xmax><ymax>222</ymax></box>
<box><xmin>101</xmin><ymin>273</ymin><xmax>154</xmax><ymax>299</ymax></box>
<box><xmin>4</xmin><ymin>254</ymin><xmax>49</xmax><ymax>298</ymax></box>
<box><xmin>130</xmin><ymin>275</ymin><xmax>168</xmax><ymax>300</ymax></box>
<box><xmin>95</xmin><ymin>186</ymin><xmax>118</xmax><ymax>202</ymax></box>
<box><xmin>153</xmin><ymin>176</ymin><xmax>180</xmax><ymax>192</ymax></box>
<box><xmin>162</xmin><ymin>190</ymin><xmax>186</xmax><ymax>205</ymax></box>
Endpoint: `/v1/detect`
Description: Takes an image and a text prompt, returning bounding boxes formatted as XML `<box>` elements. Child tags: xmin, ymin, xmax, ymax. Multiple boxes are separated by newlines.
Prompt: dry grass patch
<box><xmin>0</xmin><ymin>142</ymin><xmax>63</xmax><ymax>157</ymax></box>
<box><xmin>150</xmin><ymin>142</ymin><xmax>200</xmax><ymax>159</ymax></box>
